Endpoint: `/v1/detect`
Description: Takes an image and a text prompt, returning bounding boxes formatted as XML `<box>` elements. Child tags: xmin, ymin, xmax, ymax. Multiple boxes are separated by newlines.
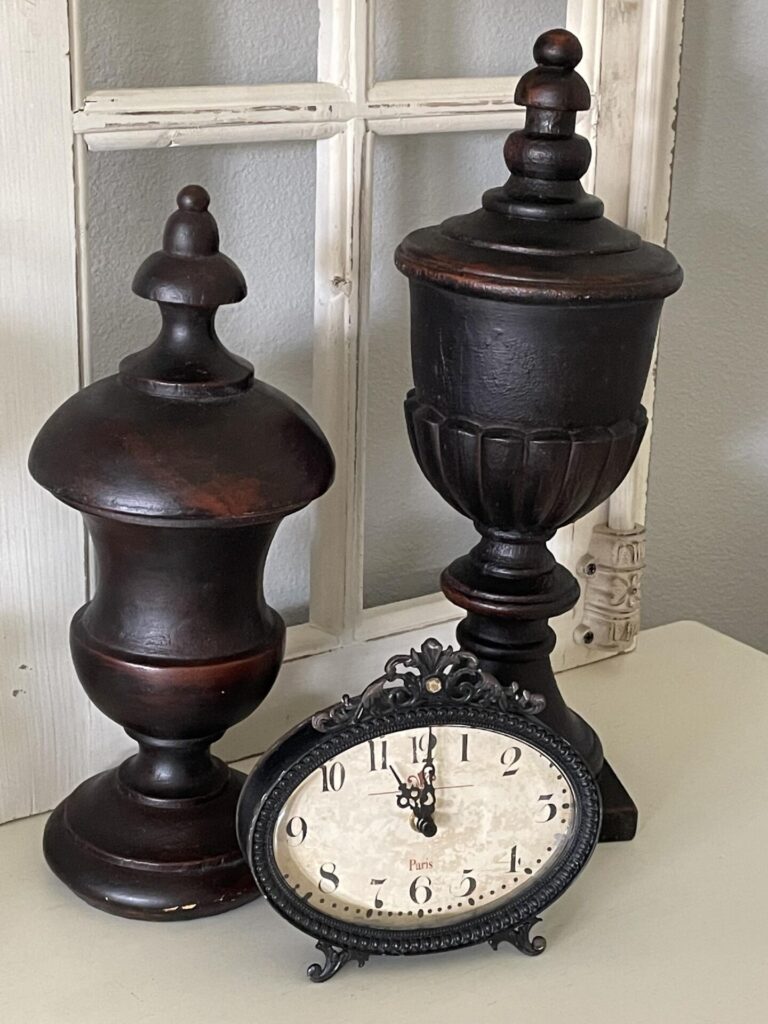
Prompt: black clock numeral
<box><xmin>409</xmin><ymin>875</ymin><xmax>433</xmax><ymax>905</ymax></box>
<box><xmin>318</xmin><ymin>863</ymin><xmax>340</xmax><ymax>894</ymax></box>
<box><xmin>508</xmin><ymin>845</ymin><xmax>518</xmax><ymax>872</ymax></box>
<box><xmin>411</xmin><ymin>732</ymin><xmax>437</xmax><ymax>764</ymax></box>
<box><xmin>451</xmin><ymin>868</ymin><xmax>477</xmax><ymax>898</ymax></box>
<box><xmin>285</xmin><ymin>816</ymin><xmax>307</xmax><ymax>846</ymax></box>
<box><xmin>320</xmin><ymin>762</ymin><xmax>345</xmax><ymax>792</ymax></box>
<box><xmin>368</xmin><ymin>739</ymin><xmax>388</xmax><ymax>772</ymax></box>
<box><xmin>370</xmin><ymin>877</ymin><xmax>387</xmax><ymax>908</ymax></box>
<box><xmin>460</xmin><ymin>733</ymin><xmax>470</xmax><ymax>762</ymax></box>
<box><xmin>536</xmin><ymin>794</ymin><xmax>557</xmax><ymax>822</ymax></box>
<box><xmin>500</xmin><ymin>746</ymin><xmax>522</xmax><ymax>776</ymax></box>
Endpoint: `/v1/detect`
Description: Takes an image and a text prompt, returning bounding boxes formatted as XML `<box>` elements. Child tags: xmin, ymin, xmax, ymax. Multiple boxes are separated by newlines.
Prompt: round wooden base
<box><xmin>43</xmin><ymin>766</ymin><xmax>258</xmax><ymax>921</ymax></box>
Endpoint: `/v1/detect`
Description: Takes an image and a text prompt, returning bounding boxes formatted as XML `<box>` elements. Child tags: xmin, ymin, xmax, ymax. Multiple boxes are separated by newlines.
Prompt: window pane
<box><xmin>374</xmin><ymin>0</ymin><xmax>568</xmax><ymax>81</ymax></box>
<box><xmin>81</xmin><ymin>0</ymin><xmax>318</xmax><ymax>90</ymax></box>
<box><xmin>86</xmin><ymin>143</ymin><xmax>317</xmax><ymax>625</ymax></box>
<box><xmin>364</xmin><ymin>130</ymin><xmax>509</xmax><ymax>609</ymax></box>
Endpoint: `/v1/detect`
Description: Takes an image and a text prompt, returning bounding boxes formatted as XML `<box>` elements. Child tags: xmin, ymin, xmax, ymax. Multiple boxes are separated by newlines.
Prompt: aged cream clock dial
<box><xmin>274</xmin><ymin>724</ymin><xmax>575</xmax><ymax>929</ymax></box>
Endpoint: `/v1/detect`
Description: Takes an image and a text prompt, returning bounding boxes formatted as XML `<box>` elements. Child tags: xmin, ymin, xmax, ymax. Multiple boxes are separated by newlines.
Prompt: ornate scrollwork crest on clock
<box><xmin>312</xmin><ymin>638</ymin><xmax>545</xmax><ymax>734</ymax></box>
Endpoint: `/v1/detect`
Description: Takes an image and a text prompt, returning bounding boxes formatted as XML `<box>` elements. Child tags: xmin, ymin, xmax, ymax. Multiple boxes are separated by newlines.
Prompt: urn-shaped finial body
<box><xmin>396</xmin><ymin>30</ymin><xmax>682</xmax><ymax>536</ymax></box>
<box><xmin>29</xmin><ymin>185</ymin><xmax>334</xmax><ymax>919</ymax></box>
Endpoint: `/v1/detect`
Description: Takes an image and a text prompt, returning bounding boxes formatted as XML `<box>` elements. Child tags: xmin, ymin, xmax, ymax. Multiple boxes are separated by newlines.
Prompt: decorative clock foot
<box><xmin>489</xmin><ymin>917</ymin><xmax>547</xmax><ymax>957</ymax></box>
<box><xmin>307</xmin><ymin>941</ymin><xmax>370</xmax><ymax>983</ymax></box>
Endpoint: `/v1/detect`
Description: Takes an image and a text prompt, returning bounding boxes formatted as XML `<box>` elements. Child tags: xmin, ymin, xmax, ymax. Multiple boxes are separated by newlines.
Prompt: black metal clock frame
<box><xmin>238</xmin><ymin>641</ymin><xmax>602</xmax><ymax>982</ymax></box>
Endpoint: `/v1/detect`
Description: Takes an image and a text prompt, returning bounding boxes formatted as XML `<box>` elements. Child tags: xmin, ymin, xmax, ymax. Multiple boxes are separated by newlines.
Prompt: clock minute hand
<box><xmin>415</xmin><ymin>729</ymin><xmax>437</xmax><ymax>836</ymax></box>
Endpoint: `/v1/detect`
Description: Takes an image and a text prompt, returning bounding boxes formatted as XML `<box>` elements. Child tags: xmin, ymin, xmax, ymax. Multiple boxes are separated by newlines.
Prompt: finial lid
<box><xmin>121</xmin><ymin>185</ymin><xmax>252</xmax><ymax>396</ymax></box>
<box><xmin>395</xmin><ymin>29</ymin><xmax>683</xmax><ymax>305</ymax></box>
<box><xmin>132</xmin><ymin>185</ymin><xmax>247</xmax><ymax>307</ymax></box>
<box><xmin>29</xmin><ymin>184</ymin><xmax>335</xmax><ymax>523</ymax></box>
<box><xmin>496</xmin><ymin>28</ymin><xmax>599</xmax><ymax>219</ymax></box>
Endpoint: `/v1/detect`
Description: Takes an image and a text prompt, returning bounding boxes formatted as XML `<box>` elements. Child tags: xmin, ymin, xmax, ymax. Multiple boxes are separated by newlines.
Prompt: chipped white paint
<box><xmin>2</xmin><ymin>0</ymin><xmax>686</xmax><ymax>822</ymax></box>
<box><xmin>608</xmin><ymin>0</ymin><xmax>686</xmax><ymax>537</ymax></box>
<box><xmin>557</xmin><ymin>0</ymin><xmax>687</xmax><ymax>668</ymax></box>
<box><xmin>74</xmin><ymin>83</ymin><xmax>351</xmax><ymax>137</ymax></box>
<box><xmin>83</xmin><ymin>122</ymin><xmax>341</xmax><ymax>153</ymax></box>
<box><xmin>0</xmin><ymin>0</ymin><xmax>86</xmax><ymax>824</ymax></box>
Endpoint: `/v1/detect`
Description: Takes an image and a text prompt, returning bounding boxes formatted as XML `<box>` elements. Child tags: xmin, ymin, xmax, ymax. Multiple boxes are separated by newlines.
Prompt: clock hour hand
<box><xmin>390</xmin><ymin>765</ymin><xmax>418</xmax><ymax>811</ymax></box>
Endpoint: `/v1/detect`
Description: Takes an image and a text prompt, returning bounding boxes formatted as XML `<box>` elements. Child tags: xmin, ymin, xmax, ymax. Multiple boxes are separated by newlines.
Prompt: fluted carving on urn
<box><xmin>405</xmin><ymin>392</ymin><xmax>647</xmax><ymax>534</ymax></box>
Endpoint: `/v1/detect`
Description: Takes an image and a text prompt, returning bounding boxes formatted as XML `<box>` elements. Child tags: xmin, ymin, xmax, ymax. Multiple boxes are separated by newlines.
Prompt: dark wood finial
<box><xmin>28</xmin><ymin>176</ymin><xmax>336</xmax><ymax>921</ymax></box>
<box><xmin>122</xmin><ymin>184</ymin><xmax>252</xmax><ymax>395</ymax></box>
<box><xmin>133</xmin><ymin>184</ymin><xmax>246</xmax><ymax>305</ymax></box>
<box><xmin>396</xmin><ymin>27</ymin><xmax>683</xmax><ymax>845</ymax></box>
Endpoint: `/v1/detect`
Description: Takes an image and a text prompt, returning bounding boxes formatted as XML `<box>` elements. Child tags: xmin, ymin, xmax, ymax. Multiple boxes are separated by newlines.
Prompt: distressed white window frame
<box><xmin>0</xmin><ymin>0</ymin><xmax>684</xmax><ymax>821</ymax></box>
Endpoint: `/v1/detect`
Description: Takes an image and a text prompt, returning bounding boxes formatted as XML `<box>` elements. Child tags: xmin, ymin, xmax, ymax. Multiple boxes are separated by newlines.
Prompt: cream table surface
<box><xmin>1</xmin><ymin>621</ymin><xmax>766</xmax><ymax>1023</ymax></box>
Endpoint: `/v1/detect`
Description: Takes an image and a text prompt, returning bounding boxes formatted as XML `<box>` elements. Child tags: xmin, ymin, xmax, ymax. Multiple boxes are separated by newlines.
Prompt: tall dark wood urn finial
<box><xmin>29</xmin><ymin>185</ymin><xmax>334</xmax><ymax>919</ymax></box>
<box><xmin>396</xmin><ymin>29</ymin><xmax>683</xmax><ymax>841</ymax></box>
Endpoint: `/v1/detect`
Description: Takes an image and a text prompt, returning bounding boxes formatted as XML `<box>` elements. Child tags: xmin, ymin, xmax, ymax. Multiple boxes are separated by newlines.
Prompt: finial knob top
<box><xmin>532</xmin><ymin>28</ymin><xmax>583</xmax><ymax>70</ymax></box>
<box><xmin>177</xmin><ymin>184</ymin><xmax>210</xmax><ymax>212</ymax></box>
<box><xmin>514</xmin><ymin>27</ymin><xmax>591</xmax><ymax>116</ymax></box>
<box><xmin>132</xmin><ymin>184</ymin><xmax>246</xmax><ymax>307</ymax></box>
<box><xmin>492</xmin><ymin>27</ymin><xmax>597</xmax><ymax>217</ymax></box>
<box><xmin>124</xmin><ymin>185</ymin><xmax>251</xmax><ymax>394</ymax></box>
<box><xmin>162</xmin><ymin>184</ymin><xmax>219</xmax><ymax>259</ymax></box>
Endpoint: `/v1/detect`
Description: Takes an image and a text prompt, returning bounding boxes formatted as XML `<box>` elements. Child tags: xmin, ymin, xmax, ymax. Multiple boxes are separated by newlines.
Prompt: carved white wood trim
<box><xmin>575</xmin><ymin>525</ymin><xmax>647</xmax><ymax>652</ymax></box>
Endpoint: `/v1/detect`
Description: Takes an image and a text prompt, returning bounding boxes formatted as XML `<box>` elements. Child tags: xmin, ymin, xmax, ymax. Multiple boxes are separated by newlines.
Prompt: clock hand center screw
<box><xmin>414</xmin><ymin>816</ymin><xmax>437</xmax><ymax>838</ymax></box>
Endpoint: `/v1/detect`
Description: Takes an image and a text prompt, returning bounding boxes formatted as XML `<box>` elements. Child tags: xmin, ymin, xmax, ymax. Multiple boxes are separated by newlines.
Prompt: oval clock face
<box><xmin>272</xmin><ymin>723</ymin><xmax>575</xmax><ymax>930</ymax></box>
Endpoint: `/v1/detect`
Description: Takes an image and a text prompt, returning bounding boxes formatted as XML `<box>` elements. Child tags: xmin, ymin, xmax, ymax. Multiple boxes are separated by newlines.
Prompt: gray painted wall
<box><xmin>644</xmin><ymin>0</ymin><xmax>768</xmax><ymax>651</ymax></box>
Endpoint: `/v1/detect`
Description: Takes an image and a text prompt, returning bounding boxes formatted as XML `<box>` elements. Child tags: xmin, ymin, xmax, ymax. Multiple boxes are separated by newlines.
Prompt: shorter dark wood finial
<box><xmin>29</xmin><ymin>182</ymin><xmax>335</xmax><ymax>920</ymax></box>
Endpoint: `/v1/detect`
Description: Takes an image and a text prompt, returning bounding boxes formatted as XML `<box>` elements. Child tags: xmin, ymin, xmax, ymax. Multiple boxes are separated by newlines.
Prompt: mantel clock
<box><xmin>237</xmin><ymin>639</ymin><xmax>601</xmax><ymax>982</ymax></box>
